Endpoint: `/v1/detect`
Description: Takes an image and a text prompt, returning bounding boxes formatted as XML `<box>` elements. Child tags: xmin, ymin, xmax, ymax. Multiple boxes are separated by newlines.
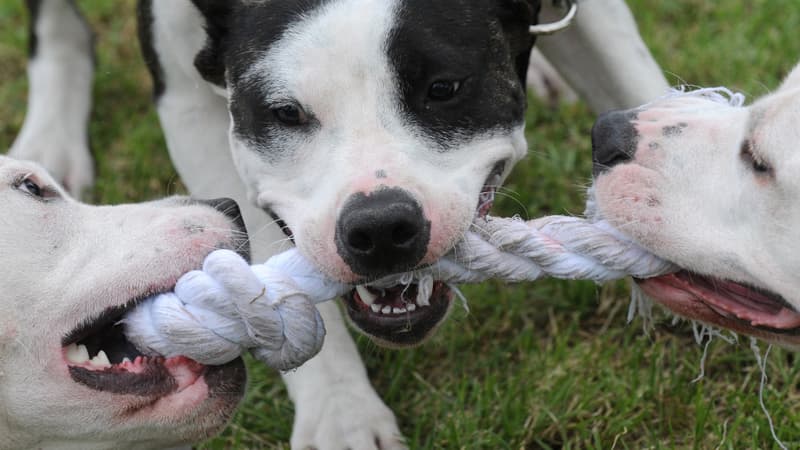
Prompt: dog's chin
<box><xmin>637</xmin><ymin>271</ymin><xmax>800</xmax><ymax>341</ymax></box>
<box><xmin>342</xmin><ymin>282</ymin><xmax>454</xmax><ymax>347</ymax></box>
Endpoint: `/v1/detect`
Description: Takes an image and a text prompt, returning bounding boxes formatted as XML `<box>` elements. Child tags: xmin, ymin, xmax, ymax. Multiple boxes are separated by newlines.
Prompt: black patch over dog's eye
<box><xmin>740</xmin><ymin>140</ymin><xmax>773</xmax><ymax>177</ymax></box>
<box><xmin>271</xmin><ymin>104</ymin><xmax>308</xmax><ymax>126</ymax></box>
<box><xmin>427</xmin><ymin>80</ymin><xmax>461</xmax><ymax>101</ymax></box>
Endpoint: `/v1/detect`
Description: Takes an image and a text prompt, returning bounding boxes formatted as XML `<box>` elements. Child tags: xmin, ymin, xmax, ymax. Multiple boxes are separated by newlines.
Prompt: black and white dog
<box><xmin>11</xmin><ymin>0</ymin><xmax>668</xmax><ymax>447</ymax></box>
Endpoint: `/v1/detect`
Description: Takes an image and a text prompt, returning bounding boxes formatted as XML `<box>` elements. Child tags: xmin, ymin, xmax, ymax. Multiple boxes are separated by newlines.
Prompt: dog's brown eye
<box><xmin>428</xmin><ymin>80</ymin><xmax>461</xmax><ymax>101</ymax></box>
<box><xmin>740</xmin><ymin>140</ymin><xmax>773</xmax><ymax>176</ymax></box>
<box><xmin>272</xmin><ymin>104</ymin><xmax>307</xmax><ymax>126</ymax></box>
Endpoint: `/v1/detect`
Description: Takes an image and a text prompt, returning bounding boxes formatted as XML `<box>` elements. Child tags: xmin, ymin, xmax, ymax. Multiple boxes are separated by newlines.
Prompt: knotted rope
<box><xmin>122</xmin><ymin>214</ymin><xmax>676</xmax><ymax>371</ymax></box>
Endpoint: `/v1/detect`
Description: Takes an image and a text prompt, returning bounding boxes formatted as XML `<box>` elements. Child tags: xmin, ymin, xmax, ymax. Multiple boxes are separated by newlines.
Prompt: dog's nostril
<box><xmin>348</xmin><ymin>229</ymin><xmax>374</xmax><ymax>253</ymax></box>
<box><xmin>391</xmin><ymin>222</ymin><xmax>418</xmax><ymax>247</ymax></box>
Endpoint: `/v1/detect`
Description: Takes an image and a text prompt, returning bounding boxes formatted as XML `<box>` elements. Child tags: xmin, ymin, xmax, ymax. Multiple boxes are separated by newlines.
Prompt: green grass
<box><xmin>2</xmin><ymin>1</ymin><xmax>800</xmax><ymax>448</ymax></box>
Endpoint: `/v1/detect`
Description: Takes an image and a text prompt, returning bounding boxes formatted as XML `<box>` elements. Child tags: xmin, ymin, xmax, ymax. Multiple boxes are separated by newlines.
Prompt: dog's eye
<box><xmin>14</xmin><ymin>174</ymin><xmax>59</xmax><ymax>200</ymax></box>
<box><xmin>272</xmin><ymin>104</ymin><xmax>308</xmax><ymax>126</ymax></box>
<box><xmin>740</xmin><ymin>140</ymin><xmax>773</xmax><ymax>177</ymax></box>
<box><xmin>428</xmin><ymin>80</ymin><xmax>461</xmax><ymax>101</ymax></box>
<box><xmin>18</xmin><ymin>177</ymin><xmax>43</xmax><ymax>197</ymax></box>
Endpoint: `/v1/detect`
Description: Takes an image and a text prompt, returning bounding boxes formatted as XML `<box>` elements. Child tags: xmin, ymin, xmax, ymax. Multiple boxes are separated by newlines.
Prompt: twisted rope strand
<box><xmin>122</xmin><ymin>214</ymin><xmax>676</xmax><ymax>370</ymax></box>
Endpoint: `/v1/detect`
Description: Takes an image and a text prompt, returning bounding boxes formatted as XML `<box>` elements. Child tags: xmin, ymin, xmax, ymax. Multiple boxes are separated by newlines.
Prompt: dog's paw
<box><xmin>290</xmin><ymin>385</ymin><xmax>406</xmax><ymax>450</ymax></box>
<box><xmin>9</xmin><ymin>137</ymin><xmax>94</xmax><ymax>198</ymax></box>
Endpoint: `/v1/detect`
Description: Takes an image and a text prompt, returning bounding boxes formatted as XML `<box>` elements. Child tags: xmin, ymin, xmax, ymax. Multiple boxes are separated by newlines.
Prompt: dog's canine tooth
<box><xmin>89</xmin><ymin>350</ymin><xmax>111</xmax><ymax>367</ymax></box>
<box><xmin>356</xmin><ymin>285</ymin><xmax>377</xmax><ymax>306</ymax></box>
<box><xmin>407</xmin><ymin>303</ymin><xmax>417</xmax><ymax>312</ymax></box>
<box><xmin>370</xmin><ymin>303</ymin><xmax>382</xmax><ymax>313</ymax></box>
<box><xmin>416</xmin><ymin>294</ymin><xmax>431</xmax><ymax>307</ymax></box>
<box><xmin>381</xmin><ymin>306</ymin><xmax>392</xmax><ymax>314</ymax></box>
<box><xmin>66</xmin><ymin>343</ymin><xmax>90</xmax><ymax>364</ymax></box>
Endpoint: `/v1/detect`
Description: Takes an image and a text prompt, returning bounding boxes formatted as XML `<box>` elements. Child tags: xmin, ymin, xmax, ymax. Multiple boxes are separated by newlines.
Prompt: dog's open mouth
<box><xmin>343</xmin><ymin>282</ymin><xmax>454</xmax><ymax>346</ymax></box>
<box><xmin>62</xmin><ymin>295</ymin><xmax>243</xmax><ymax>397</ymax></box>
<box><xmin>341</xmin><ymin>162</ymin><xmax>505</xmax><ymax>346</ymax></box>
<box><xmin>637</xmin><ymin>271</ymin><xmax>800</xmax><ymax>333</ymax></box>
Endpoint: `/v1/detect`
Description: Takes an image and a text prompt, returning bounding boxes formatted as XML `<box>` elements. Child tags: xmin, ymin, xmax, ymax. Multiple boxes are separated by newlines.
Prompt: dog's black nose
<box><xmin>198</xmin><ymin>197</ymin><xmax>251</xmax><ymax>262</ymax></box>
<box><xmin>336</xmin><ymin>188</ymin><xmax>430</xmax><ymax>277</ymax></box>
<box><xmin>591</xmin><ymin>109</ymin><xmax>639</xmax><ymax>176</ymax></box>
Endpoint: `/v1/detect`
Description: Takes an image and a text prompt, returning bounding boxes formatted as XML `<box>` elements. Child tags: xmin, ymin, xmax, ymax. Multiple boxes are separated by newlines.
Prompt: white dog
<box><xmin>0</xmin><ymin>156</ymin><xmax>250</xmax><ymax>450</ymax></box>
<box><xmin>591</xmin><ymin>61</ymin><xmax>800</xmax><ymax>347</ymax></box>
<box><xmin>11</xmin><ymin>0</ymin><xmax>669</xmax><ymax>447</ymax></box>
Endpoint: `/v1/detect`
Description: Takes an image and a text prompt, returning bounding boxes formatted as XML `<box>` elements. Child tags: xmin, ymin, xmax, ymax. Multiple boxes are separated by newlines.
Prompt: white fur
<box><xmin>149</xmin><ymin>2</ymin><xmax>406</xmax><ymax>448</ymax></box>
<box><xmin>10</xmin><ymin>0</ymin><xmax>94</xmax><ymax>198</ymax></box>
<box><xmin>0</xmin><ymin>156</ymin><xmax>245</xmax><ymax>450</ymax></box>
<box><xmin>15</xmin><ymin>0</ymin><xmax>671</xmax><ymax>447</ymax></box>
<box><xmin>535</xmin><ymin>0</ymin><xmax>669</xmax><ymax>113</ymax></box>
<box><xmin>593</xmin><ymin>62</ymin><xmax>800</xmax><ymax>348</ymax></box>
<box><xmin>233</xmin><ymin>0</ymin><xmax>527</xmax><ymax>282</ymax></box>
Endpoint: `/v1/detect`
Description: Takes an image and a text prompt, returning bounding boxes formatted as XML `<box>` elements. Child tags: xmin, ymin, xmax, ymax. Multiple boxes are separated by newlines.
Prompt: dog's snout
<box><xmin>591</xmin><ymin>110</ymin><xmax>639</xmax><ymax>176</ymax></box>
<box><xmin>197</xmin><ymin>197</ymin><xmax>251</xmax><ymax>262</ymax></box>
<box><xmin>335</xmin><ymin>188</ymin><xmax>430</xmax><ymax>277</ymax></box>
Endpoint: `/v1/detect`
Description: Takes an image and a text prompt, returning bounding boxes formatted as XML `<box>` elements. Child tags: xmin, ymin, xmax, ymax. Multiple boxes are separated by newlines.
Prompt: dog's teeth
<box><xmin>90</xmin><ymin>350</ymin><xmax>111</xmax><ymax>367</ymax></box>
<box><xmin>356</xmin><ymin>285</ymin><xmax>378</xmax><ymax>306</ymax></box>
<box><xmin>381</xmin><ymin>305</ymin><xmax>392</xmax><ymax>314</ymax></box>
<box><xmin>370</xmin><ymin>303</ymin><xmax>381</xmax><ymax>313</ymax></box>
<box><xmin>66</xmin><ymin>343</ymin><xmax>90</xmax><ymax>364</ymax></box>
<box><xmin>393</xmin><ymin>307</ymin><xmax>405</xmax><ymax>314</ymax></box>
<box><xmin>122</xmin><ymin>357</ymin><xmax>131</xmax><ymax>364</ymax></box>
<box><xmin>407</xmin><ymin>303</ymin><xmax>417</xmax><ymax>312</ymax></box>
<box><xmin>416</xmin><ymin>294</ymin><xmax>431</xmax><ymax>307</ymax></box>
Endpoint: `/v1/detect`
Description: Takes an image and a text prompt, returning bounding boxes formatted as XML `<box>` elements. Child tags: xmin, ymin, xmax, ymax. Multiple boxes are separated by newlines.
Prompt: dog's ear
<box><xmin>778</xmin><ymin>62</ymin><xmax>800</xmax><ymax>92</ymax></box>
<box><xmin>494</xmin><ymin>0</ymin><xmax>541</xmax><ymax>85</ymax></box>
<box><xmin>191</xmin><ymin>0</ymin><xmax>239</xmax><ymax>88</ymax></box>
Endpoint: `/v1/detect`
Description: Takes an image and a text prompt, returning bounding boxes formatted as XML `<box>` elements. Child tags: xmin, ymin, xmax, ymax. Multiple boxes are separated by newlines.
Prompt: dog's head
<box><xmin>0</xmin><ymin>156</ymin><xmax>249</xmax><ymax>449</ymax></box>
<box><xmin>590</xmin><ymin>63</ymin><xmax>800</xmax><ymax>348</ymax></box>
<box><xmin>193</xmin><ymin>0</ymin><xmax>540</xmax><ymax>346</ymax></box>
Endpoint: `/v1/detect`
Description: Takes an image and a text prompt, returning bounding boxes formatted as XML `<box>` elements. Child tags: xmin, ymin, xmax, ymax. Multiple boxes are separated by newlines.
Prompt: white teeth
<box><xmin>356</xmin><ymin>285</ymin><xmax>378</xmax><ymax>306</ymax></box>
<box><xmin>66</xmin><ymin>343</ymin><xmax>90</xmax><ymax>364</ymax></box>
<box><xmin>89</xmin><ymin>350</ymin><xmax>111</xmax><ymax>367</ymax></box>
<box><xmin>392</xmin><ymin>307</ymin><xmax>406</xmax><ymax>314</ymax></box>
<box><xmin>122</xmin><ymin>357</ymin><xmax>131</xmax><ymax>364</ymax></box>
<box><xmin>417</xmin><ymin>276</ymin><xmax>434</xmax><ymax>307</ymax></box>
<box><xmin>381</xmin><ymin>306</ymin><xmax>392</xmax><ymax>314</ymax></box>
<box><xmin>417</xmin><ymin>294</ymin><xmax>431</xmax><ymax>307</ymax></box>
<box><xmin>407</xmin><ymin>303</ymin><xmax>417</xmax><ymax>312</ymax></box>
<box><xmin>370</xmin><ymin>303</ymin><xmax>382</xmax><ymax>313</ymax></box>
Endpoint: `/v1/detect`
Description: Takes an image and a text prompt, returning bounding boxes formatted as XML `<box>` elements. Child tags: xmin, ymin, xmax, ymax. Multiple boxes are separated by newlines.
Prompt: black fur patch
<box><xmin>386</xmin><ymin>0</ymin><xmax>539</xmax><ymax>148</ymax></box>
<box><xmin>137</xmin><ymin>0</ymin><xmax>165</xmax><ymax>98</ymax></box>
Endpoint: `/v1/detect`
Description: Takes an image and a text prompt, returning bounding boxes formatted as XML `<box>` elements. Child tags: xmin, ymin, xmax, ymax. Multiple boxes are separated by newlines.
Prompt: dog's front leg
<box><xmin>535</xmin><ymin>0</ymin><xmax>669</xmax><ymax>114</ymax></box>
<box><xmin>145</xmin><ymin>3</ymin><xmax>403</xmax><ymax>447</ymax></box>
<box><xmin>284</xmin><ymin>301</ymin><xmax>406</xmax><ymax>450</ymax></box>
<box><xmin>11</xmin><ymin>0</ymin><xmax>95</xmax><ymax>198</ymax></box>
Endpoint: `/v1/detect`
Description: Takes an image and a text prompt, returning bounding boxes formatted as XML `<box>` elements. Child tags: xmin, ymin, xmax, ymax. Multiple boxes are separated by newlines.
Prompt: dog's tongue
<box><xmin>682</xmin><ymin>275</ymin><xmax>800</xmax><ymax>329</ymax></box>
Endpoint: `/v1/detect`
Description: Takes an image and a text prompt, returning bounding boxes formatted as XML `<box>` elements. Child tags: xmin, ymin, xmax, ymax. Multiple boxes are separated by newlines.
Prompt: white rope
<box><xmin>122</xmin><ymin>250</ymin><xmax>329</xmax><ymax>371</ymax></box>
<box><xmin>118</xmin><ymin>85</ymin><xmax>749</xmax><ymax>373</ymax></box>
<box><xmin>121</xmin><ymin>214</ymin><xmax>675</xmax><ymax>370</ymax></box>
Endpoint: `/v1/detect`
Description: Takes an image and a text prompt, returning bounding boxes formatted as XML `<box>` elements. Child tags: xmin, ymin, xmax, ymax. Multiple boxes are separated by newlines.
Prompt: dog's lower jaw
<box><xmin>343</xmin><ymin>282</ymin><xmax>454</xmax><ymax>347</ymax></box>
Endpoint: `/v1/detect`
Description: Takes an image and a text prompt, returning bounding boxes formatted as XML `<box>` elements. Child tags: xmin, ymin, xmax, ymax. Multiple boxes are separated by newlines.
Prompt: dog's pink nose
<box><xmin>592</xmin><ymin>109</ymin><xmax>639</xmax><ymax>176</ymax></box>
<box><xmin>335</xmin><ymin>188</ymin><xmax>430</xmax><ymax>278</ymax></box>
